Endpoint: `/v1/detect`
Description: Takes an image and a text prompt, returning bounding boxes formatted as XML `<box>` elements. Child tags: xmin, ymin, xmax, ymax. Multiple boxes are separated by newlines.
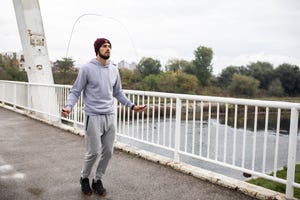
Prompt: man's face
<box><xmin>98</xmin><ymin>43</ymin><xmax>111</xmax><ymax>60</ymax></box>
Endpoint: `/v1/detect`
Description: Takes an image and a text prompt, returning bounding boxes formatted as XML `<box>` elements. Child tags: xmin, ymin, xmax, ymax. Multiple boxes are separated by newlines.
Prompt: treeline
<box><xmin>119</xmin><ymin>46</ymin><xmax>300</xmax><ymax>98</ymax></box>
<box><xmin>217</xmin><ymin>62</ymin><xmax>300</xmax><ymax>97</ymax></box>
<box><xmin>121</xmin><ymin>61</ymin><xmax>300</xmax><ymax>98</ymax></box>
<box><xmin>0</xmin><ymin>54</ymin><xmax>27</xmax><ymax>81</ymax></box>
<box><xmin>1</xmin><ymin>45</ymin><xmax>300</xmax><ymax>98</ymax></box>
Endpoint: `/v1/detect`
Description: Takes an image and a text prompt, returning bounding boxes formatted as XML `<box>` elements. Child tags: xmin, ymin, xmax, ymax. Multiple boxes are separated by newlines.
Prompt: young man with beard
<box><xmin>61</xmin><ymin>38</ymin><xmax>146</xmax><ymax>196</ymax></box>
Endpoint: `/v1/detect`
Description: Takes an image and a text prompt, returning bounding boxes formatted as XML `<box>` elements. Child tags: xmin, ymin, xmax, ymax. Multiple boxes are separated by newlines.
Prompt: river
<box><xmin>117</xmin><ymin>112</ymin><xmax>300</xmax><ymax>180</ymax></box>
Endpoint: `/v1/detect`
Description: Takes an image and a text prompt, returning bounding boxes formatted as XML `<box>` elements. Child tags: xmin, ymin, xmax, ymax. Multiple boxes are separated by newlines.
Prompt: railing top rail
<box><xmin>124</xmin><ymin>90</ymin><xmax>300</xmax><ymax>110</ymax></box>
<box><xmin>1</xmin><ymin>80</ymin><xmax>299</xmax><ymax>110</ymax></box>
<box><xmin>0</xmin><ymin>80</ymin><xmax>72</xmax><ymax>89</ymax></box>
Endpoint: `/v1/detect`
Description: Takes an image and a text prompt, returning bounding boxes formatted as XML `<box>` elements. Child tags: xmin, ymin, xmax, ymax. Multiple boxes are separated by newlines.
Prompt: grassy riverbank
<box><xmin>246</xmin><ymin>164</ymin><xmax>300</xmax><ymax>198</ymax></box>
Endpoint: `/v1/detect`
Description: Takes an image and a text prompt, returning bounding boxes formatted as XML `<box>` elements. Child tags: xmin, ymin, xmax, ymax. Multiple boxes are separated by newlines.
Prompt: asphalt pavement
<box><xmin>0</xmin><ymin>107</ymin><xmax>256</xmax><ymax>200</ymax></box>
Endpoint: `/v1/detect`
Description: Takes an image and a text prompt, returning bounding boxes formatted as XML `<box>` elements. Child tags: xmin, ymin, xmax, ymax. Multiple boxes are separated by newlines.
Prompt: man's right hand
<box><xmin>61</xmin><ymin>107</ymin><xmax>71</xmax><ymax>117</ymax></box>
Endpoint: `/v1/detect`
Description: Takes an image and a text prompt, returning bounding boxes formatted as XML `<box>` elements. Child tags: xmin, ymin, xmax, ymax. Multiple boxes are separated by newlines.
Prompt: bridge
<box><xmin>0</xmin><ymin>107</ymin><xmax>258</xmax><ymax>200</ymax></box>
<box><xmin>1</xmin><ymin>80</ymin><xmax>299</xmax><ymax>199</ymax></box>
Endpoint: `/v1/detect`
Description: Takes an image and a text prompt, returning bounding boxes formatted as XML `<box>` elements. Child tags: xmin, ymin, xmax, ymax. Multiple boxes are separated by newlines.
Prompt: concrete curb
<box><xmin>1</xmin><ymin>105</ymin><xmax>290</xmax><ymax>200</ymax></box>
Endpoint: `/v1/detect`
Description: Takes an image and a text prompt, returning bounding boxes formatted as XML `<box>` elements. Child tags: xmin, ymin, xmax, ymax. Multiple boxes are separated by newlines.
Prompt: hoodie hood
<box><xmin>90</xmin><ymin>58</ymin><xmax>111</xmax><ymax>67</ymax></box>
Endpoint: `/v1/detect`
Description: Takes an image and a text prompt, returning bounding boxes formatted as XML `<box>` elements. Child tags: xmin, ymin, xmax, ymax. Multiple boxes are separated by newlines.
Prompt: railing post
<box><xmin>47</xmin><ymin>85</ymin><xmax>50</xmax><ymax>120</ymax></box>
<box><xmin>174</xmin><ymin>97</ymin><xmax>181</xmax><ymax>162</ymax></box>
<box><xmin>73</xmin><ymin>104</ymin><xmax>78</xmax><ymax>129</ymax></box>
<box><xmin>114</xmin><ymin>98</ymin><xmax>118</xmax><ymax>141</ymax></box>
<box><xmin>286</xmin><ymin>107</ymin><xmax>299</xmax><ymax>198</ymax></box>
<box><xmin>13</xmin><ymin>83</ymin><xmax>16</xmax><ymax>109</ymax></box>
<box><xmin>26</xmin><ymin>83</ymin><xmax>30</xmax><ymax>112</ymax></box>
<box><xmin>1</xmin><ymin>82</ymin><xmax>4</xmax><ymax>105</ymax></box>
<box><xmin>28</xmin><ymin>83</ymin><xmax>32</xmax><ymax>111</ymax></box>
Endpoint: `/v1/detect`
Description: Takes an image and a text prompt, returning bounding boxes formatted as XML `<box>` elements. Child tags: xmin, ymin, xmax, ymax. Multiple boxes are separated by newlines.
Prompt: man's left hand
<box><xmin>133</xmin><ymin>105</ymin><xmax>146</xmax><ymax>112</ymax></box>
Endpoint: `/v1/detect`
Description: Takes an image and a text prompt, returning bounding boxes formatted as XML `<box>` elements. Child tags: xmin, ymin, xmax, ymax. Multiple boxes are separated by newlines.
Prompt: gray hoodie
<box><xmin>66</xmin><ymin>58</ymin><xmax>134</xmax><ymax>115</ymax></box>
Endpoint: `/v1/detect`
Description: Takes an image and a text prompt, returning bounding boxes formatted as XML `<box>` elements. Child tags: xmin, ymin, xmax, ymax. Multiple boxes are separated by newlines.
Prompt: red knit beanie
<box><xmin>94</xmin><ymin>38</ymin><xmax>111</xmax><ymax>55</ymax></box>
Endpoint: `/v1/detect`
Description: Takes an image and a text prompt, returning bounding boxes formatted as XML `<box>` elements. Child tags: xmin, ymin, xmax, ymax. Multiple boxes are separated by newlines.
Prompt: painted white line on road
<box><xmin>0</xmin><ymin>164</ymin><xmax>13</xmax><ymax>173</ymax></box>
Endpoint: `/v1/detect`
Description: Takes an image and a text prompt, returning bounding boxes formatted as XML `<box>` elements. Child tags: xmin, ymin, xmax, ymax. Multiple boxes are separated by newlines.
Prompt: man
<box><xmin>61</xmin><ymin>38</ymin><xmax>146</xmax><ymax>196</ymax></box>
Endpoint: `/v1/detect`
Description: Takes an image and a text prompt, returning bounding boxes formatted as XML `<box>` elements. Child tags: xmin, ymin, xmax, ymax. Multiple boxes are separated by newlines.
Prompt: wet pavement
<box><xmin>0</xmin><ymin>107</ymin><xmax>256</xmax><ymax>200</ymax></box>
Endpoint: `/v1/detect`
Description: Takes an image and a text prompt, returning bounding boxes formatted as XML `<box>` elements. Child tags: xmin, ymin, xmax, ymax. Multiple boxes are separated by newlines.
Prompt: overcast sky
<box><xmin>1</xmin><ymin>0</ymin><xmax>299</xmax><ymax>75</ymax></box>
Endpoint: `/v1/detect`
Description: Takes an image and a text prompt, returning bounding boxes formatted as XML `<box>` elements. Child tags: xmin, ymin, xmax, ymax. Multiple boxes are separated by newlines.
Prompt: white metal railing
<box><xmin>1</xmin><ymin>80</ymin><xmax>299</xmax><ymax>199</ymax></box>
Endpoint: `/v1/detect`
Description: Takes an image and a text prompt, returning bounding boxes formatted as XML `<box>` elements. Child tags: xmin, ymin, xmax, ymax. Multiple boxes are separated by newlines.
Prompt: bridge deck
<box><xmin>0</xmin><ymin>107</ymin><xmax>256</xmax><ymax>200</ymax></box>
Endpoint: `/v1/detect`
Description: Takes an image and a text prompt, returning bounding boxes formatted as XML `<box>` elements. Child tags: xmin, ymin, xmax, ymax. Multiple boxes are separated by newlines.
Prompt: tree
<box><xmin>119</xmin><ymin>68</ymin><xmax>144</xmax><ymax>90</ymax></box>
<box><xmin>119</xmin><ymin>68</ymin><xmax>134</xmax><ymax>89</ymax></box>
<box><xmin>175</xmin><ymin>71</ymin><xmax>199</xmax><ymax>94</ymax></box>
<box><xmin>245</xmin><ymin>61</ymin><xmax>274</xmax><ymax>89</ymax></box>
<box><xmin>236</xmin><ymin>66</ymin><xmax>249</xmax><ymax>76</ymax></box>
<box><xmin>141</xmin><ymin>71</ymin><xmax>199</xmax><ymax>94</ymax></box>
<box><xmin>217</xmin><ymin>66</ymin><xmax>241</xmax><ymax>87</ymax></box>
<box><xmin>191</xmin><ymin>46</ymin><xmax>213</xmax><ymax>86</ymax></box>
<box><xmin>136</xmin><ymin>57</ymin><xmax>161</xmax><ymax>78</ymax></box>
<box><xmin>142</xmin><ymin>72</ymin><xmax>177</xmax><ymax>92</ymax></box>
<box><xmin>165</xmin><ymin>58</ymin><xmax>193</xmax><ymax>72</ymax></box>
<box><xmin>0</xmin><ymin>66</ymin><xmax>28</xmax><ymax>81</ymax></box>
<box><xmin>0</xmin><ymin>54</ymin><xmax>27</xmax><ymax>82</ymax></box>
<box><xmin>143</xmin><ymin>74</ymin><xmax>160</xmax><ymax>91</ymax></box>
<box><xmin>228</xmin><ymin>74</ymin><xmax>260</xmax><ymax>97</ymax></box>
<box><xmin>274</xmin><ymin>63</ymin><xmax>300</xmax><ymax>96</ymax></box>
<box><xmin>53</xmin><ymin>57</ymin><xmax>75</xmax><ymax>73</ymax></box>
<box><xmin>267</xmin><ymin>79</ymin><xmax>285</xmax><ymax>97</ymax></box>
<box><xmin>52</xmin><ymin>57</ymin><xmax>77</xmax><ymax>84</ymax></box>
<box><xmin>0</xmin><ymin>54</ymin><xmax>18</xmax><ymax>69</ymax></box>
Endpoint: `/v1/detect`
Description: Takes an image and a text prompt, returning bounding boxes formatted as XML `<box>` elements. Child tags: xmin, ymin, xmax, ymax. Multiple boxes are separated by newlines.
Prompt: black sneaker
<box><xmin>80</xmin><ymin>177</ymin><xmax>92</xmax><ymax>195</ymax></box>
<box><xmin>92</xmin><ymin>179</ymin><xmax>107</xmax><ymax>196</ymax></box>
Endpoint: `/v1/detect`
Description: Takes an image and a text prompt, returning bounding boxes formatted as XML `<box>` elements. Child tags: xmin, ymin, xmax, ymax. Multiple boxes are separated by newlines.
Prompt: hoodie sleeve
<box><xmin>65</xmin><ymin>67</ymin><xmax>88</xmax><ymax>110</ymax></box>
<box><xmin>113</xmin><ymin>71</ymin><xmax>134</xmax><ymax>108</ymax></box>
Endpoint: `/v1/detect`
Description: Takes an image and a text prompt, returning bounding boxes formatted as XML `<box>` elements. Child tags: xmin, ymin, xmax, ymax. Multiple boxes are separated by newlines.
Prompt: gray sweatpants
<box><xmin>81</xmin><ymin>114</ymin><xmax>115</xmax><ymax>181</ymax></box>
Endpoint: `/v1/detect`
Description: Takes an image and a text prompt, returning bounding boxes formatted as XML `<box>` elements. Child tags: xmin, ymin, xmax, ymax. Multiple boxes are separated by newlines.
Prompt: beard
<box><xmin>98</xmin><ymin>51</ymin><xmax>110</xmax><ymax>60</ymax></box>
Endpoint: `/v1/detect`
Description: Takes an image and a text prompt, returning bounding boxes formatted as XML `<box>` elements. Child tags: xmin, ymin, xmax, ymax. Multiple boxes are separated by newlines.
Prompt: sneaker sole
<box><xmin>82</xmin><ymin>191</ymin><xmax>92</xmax><ymax>196</ymax></box>
<box><xmin>94</xmin><ymin>190</ymin><xmax>107</xmax><ymax>197</ymax></box>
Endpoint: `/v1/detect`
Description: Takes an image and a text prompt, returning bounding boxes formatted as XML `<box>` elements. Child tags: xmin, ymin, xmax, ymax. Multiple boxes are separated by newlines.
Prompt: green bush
<box><xmin>228</xmin><ymin>74</ymin><xmax>259</xmax><ymax>97</ymax></box>
<box><xmin>267</xmin><ymin>79</ymin><xmax>285</xmax><ymax>97</ymax></box>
